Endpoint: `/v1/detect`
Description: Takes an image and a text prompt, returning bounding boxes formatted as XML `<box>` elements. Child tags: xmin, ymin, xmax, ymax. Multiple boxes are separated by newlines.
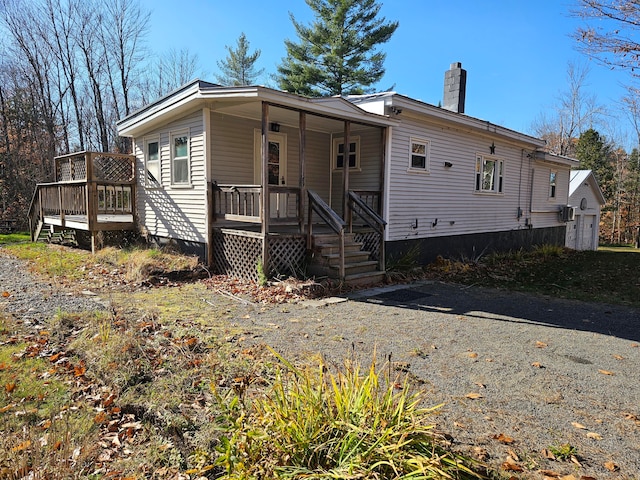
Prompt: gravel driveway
<box><xmin>2</xmin><ymin>250</ymin><xmax>638</xmax><ymax>479</ymax></box>
<box><xmin>244</xmin><ymin>281</ymin><xmax>640</xmax><ymax>479</ymax></box>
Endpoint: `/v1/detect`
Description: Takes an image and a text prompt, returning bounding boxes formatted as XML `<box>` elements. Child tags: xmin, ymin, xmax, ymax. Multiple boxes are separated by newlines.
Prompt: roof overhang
<box><xmin>570</xmin><ymin>169</ymin><xmax>607</xmax><ymax>205</ymax></box>
<box><xmin>534</xmin><ymin>151</ymin><xmax>580</xmax><ymax>168</ymax></box>
<box><xmin>117</xmin><ymin>81</ymin><xmax>397</xmax><ymax>138</ymax></box>
<box><xmin>349</xmin><ymin>92</ymin><xmax>547</xmax><ymax>149</ymax></box>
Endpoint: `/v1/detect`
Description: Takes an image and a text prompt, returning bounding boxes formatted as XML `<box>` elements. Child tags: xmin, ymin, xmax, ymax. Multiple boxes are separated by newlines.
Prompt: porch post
<box><xmin>379</xmin><ymin>126</ymin><xmax>387</xmax><ymax>271</ymax></box>
<box><xmin>342</xmin><ymin>121</ymin><xmax>351</xmax><ymax>221</ymax></box>
<box><xmin>261</xmin><ymin>102</ymin><xmax>270</xmax><ymax>274</ymax></box>
<box><xmin>299</xmin><ymin>111</ymin><xmax>306</xmax><ymax>234</ymax></box>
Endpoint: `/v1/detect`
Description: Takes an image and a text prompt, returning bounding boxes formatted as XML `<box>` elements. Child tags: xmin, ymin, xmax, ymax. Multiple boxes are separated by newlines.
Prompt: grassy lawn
<box><xmin>426</xmin><ymin>244</ymin><xmax>640</xmax><ymax>308</ymax></box>
<box><xmin>0</xmin><ymin>240</ymin><xmax>483</xmax><ymax>478</ymax></box>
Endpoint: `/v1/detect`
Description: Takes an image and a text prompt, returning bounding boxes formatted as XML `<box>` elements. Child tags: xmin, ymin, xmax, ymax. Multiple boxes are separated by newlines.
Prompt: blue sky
<box><xmin>139</xmin><ymin>0</ymin><xmax>631</xmax><ymax>141</ymax></box>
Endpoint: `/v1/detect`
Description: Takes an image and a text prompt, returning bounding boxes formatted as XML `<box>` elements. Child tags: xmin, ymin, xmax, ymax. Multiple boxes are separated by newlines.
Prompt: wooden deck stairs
<box><xmin>308</xmin><ymin>232</ymin><xmax>385</xmax><ymax>286</ymax></box>
<box><xmin>36</xmin><ymin>223</ymin><xmax>78</xmax><ymax>246</ymax></box>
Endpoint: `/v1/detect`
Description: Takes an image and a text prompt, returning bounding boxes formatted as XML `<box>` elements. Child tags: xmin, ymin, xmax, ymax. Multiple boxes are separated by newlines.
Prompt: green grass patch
<box><xmin>427</xmin><ymin>245</ymin><xmax>640</xmax><ymax>307</ymax></box>
<box><xmin>0</xmin><ymin>232</ymin><xmax>30</xmax><ymax>245</ymax></box>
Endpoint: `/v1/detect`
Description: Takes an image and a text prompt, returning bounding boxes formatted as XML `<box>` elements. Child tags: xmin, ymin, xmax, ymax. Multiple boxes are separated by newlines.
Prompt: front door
<box><xmin>254</xmin><ymin>130</ymin><xmax>288</xmax><ymax>217</ymax></box>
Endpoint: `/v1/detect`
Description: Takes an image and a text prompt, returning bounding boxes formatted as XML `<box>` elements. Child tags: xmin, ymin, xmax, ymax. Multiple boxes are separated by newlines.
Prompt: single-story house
<box><xmin>565</xmin><ymin>169</ymin><xmax>605</xmax><ymax>251</ymax></box>
<box><xmin>30</xmin><ymin>63</ymin><xmax>578</xmax><ymax>285</ymax></box>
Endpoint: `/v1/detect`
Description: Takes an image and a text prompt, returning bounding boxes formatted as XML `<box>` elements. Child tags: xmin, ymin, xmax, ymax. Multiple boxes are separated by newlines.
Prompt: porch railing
<box><xmin>211</xmin><ymin>184</ymin><xmax>301</xmax><ymax>224</ymax></box>
<box><xmin>348</xmin><ymin>190</ymin><xmax>386</xmax><ymax>270</ymax></box>
<box><xmin>308</xmin><ymin>189</ymin><xmax>346</xmax><ymax>279</ymax></box>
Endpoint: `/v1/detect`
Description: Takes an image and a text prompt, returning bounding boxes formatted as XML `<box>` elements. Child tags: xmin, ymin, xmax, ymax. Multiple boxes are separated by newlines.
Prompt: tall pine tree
<box><xmin>277</xmin><ymin>0</ymin><xmax>398</xmax><ymax>97</ymax></box>
<box><xmin>216</xmin><ymin>33</ymin><xmax>264</xmax><ymax>86</ymax></box>
<box><xmin>575</xmin><ymin>128</ymin><xmax>614</xmax><ymax>200</ymax></box>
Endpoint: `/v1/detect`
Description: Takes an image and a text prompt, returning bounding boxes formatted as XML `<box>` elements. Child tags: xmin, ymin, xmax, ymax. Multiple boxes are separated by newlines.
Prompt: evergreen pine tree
<box><xmin>575</xmin><ymin>128</ymin><xmax>615</xmax><ymax>200</ymax></box>
<box><xmin>277</xmin><ymin>0</ymin><xmax>398</xmax><ymax>97</ymax></box>
<box><xmin>216</xmin><ymin>33</ymin><xmax>264</xmax><ymax>86</ymax></box>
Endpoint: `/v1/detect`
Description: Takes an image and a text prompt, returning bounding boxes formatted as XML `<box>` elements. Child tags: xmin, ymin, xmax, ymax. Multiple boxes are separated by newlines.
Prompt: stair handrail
<box><xmin>307</xmin><ymin>189</ymin><xmax>346</xmax><ymax>280</ymax></box>
<box><xmin>348</xmin><ymin>190</ymin><xmax>386</xmax><ymax>271</ymax></box>
<box><xmin>28</xmin><ymin>184</ymin><xmax>43</xmax><ymax>241</ymax></box>
<box><xmin>347</xmin><ymin>190</ymin><xmax>386</xmax><ymax>235</ymax></box>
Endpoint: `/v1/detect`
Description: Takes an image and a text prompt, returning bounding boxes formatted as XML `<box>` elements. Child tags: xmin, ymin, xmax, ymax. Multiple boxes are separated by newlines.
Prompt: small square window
<box><xmin>409</xmin><ymin>138</ymin><xmax>430</xmax><ymax>171</ymax></box>
<box><xmin>333</xmin><ymin>137</ymin><xmax>360</xmax><ymax>170</ymax></box>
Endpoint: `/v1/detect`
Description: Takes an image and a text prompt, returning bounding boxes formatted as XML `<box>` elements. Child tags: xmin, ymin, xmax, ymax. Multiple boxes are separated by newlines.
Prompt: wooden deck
<box><xmin>43</xmin><ymin>213</ymin><xmax>135</xmax><ymax>231</ymax></box>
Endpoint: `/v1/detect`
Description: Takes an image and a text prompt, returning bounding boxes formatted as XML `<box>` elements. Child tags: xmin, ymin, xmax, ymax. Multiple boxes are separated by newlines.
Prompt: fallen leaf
<box><xmin>2</xmin><ymin>291</ymin><xmax>10</xmax><ymax>297</ymax></box>
<box><xmin>631</xmin><ymin>343</ymin><xmax>638</xmax><ymax>348</ymax></box>
<box><xmin>5</xmin><ymin>382</ymin><xmax>16</xmax><ymax>393</ymax></box>
<box><xmin>0</xmin><ymin>404</ymin><xmax>14</xmax><ymax>413</ymax></box>
<box><xmin>454</xmin><ymin>421</ymin><xmax>465</xmax><ymax>428</ymax></box>
<box><xmin>474</xmin><ymin>382</ymin><xmax>486</xmax><ymax>388</ymax></box>
<box><xmin>465</xmin><ymin>392</ymin><xmax>483</xmax><ymax>399</ymax></box>
<box><xmin>535</xmin><ymin>341</ymin><xmax>548</xmax><ymax>348</ymax></box>
<box><xmin>580</xmin><ymin>476</ymin><xmax>597</xmax><ymax>480</ymax></box>
<box><xmin>604</xmin><ymin>461</ymin><xmax>619</xmax><ymax>471</ymax></box>
<box><xmin>571</xmin><ymin>421</ymin><xmax>587</xmax><ymax>429</ymax></box>
<box><xmin>507</xmin><ymin>448</ymin><xmax>520</xmax><ymax>461</ymax></box>
<box><xmin>598</xmin><ymin>369</ymin><xmax>614</xmax><ymax>376</ymax></box>
<box><xmin>539</xmin><ymin>470</ymin><xmax>561</xmax><ymax>477</ymax></box>
<box><xmin>468</xmin><ymin>352</ymin><xmax>478</xmax><ymax>358</ymax></box>
<box><xmin>559</xmin><ymin>475</ymin><xmax>578</xmax><ymax>480</ymax></box>
<box><xmin>531</xmin><ymin>362</ymin><xmax>544</xmax><ymax>368</ymax></box>
<box><xmin>623</xmin><ymin>412</ymin><xmax>638</xmax><ymax>421</ymax></box>
<box><xmin>11</xmin><ymin>440</ymin><xmax>31</xmax><ymax>452</ymax></box>
<box><xmin>612</xmin><ymin>354</ymin><xmax>624</xmax><ymax>360</ymax></box>
<box><xmin>501</xmin><ymin>461</ymin><xmax>523</xmax><ymax>472</ymax></box>
<box><xmin>493</xmin><ymin>433</ymin><xmax>515</xmax><ymax>444</ymax></box>
<box><xmin>542</xmin><ymin>448</ymin><xmax>556</xmax><ymax>460</ymax></box>
<box><xmin>586</xmin><ymin>431</ymin><xmax>602</xmax><ymax>440</ymax></box>
<box><xmin>570</xmin><ymin>455</ymin><xmax>582</xmax><ymax>467</ymax></box>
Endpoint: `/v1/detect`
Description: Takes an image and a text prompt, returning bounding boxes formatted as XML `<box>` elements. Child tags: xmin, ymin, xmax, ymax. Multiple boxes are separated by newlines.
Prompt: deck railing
<box><xmin>211</xmin><ymin>184</ymin><xmax>301</xmax><ymax>224</ymax></box>
<box><xmin>29</xmin><ymin>152</ymin><xmax>135</xmax><ymax>240</ymax></box>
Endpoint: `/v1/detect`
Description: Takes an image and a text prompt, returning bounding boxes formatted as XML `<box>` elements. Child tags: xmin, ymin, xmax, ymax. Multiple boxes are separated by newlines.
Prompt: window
<box><xmin>549</xmin><ymin>170</ymin><xmax>557</xmax><ymax>198</ymax></box>
<box><xmin>409</xmin><ymin>138</ymin><xmax>430</xmax><ymax>171</ymax></box>
<box><xmin>475</xmin><ymin>155</ymin><xmax>503</xmax><ymax>193</ymax></box>
<box><xmin>171</xmin><ymin>132</ymin><xmax>189</xmax><ymax>185</ymax></box>
<box><xmin>333</xmin><ymin>136</ymin><xmax>360</xmax><ymax>170</ymax></box>
<box><xmin>144</xmin><ymin>138</ymin><xmax>160</xmax><ymax>187</ymax></box>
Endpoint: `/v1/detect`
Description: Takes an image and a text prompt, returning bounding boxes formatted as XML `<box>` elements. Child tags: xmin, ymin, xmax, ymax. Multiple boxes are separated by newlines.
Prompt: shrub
<box><xmin>213</xmin><ymin>352</ymin><xmax>482</xmax><ymax>479</ymax></box>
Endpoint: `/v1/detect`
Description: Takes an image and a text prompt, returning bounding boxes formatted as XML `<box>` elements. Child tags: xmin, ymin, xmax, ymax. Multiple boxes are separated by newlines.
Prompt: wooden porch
<box><xmin>210</xmin><ymin>182</ymin><xmax>386</xmax><ymax>285</ymax></box>
<box><xmin>28</xmin><ymin>151</ymin><xmax>136</xmax><ymax>251</ymax></box>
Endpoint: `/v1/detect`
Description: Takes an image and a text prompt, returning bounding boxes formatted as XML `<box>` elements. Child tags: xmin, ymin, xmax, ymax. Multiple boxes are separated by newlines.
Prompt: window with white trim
<box><xmin>409</xmin><ymin>137</ymin><xmax>430</xmax><ymax>171</ymax></box>
<box><xmin>549</xmin><ymin>170</ymin><xmax>557</xmax><ymax>198</ymax></box>
<box><xmin>171</xmin><ymin>132</ymin><xmax>190</xmax><ymax>185</ymax></box>
<box><xmin>144</xmin><ymin>137</ymin><xmax>160</xmax><ymax>187</ymax></box>
<box><xmin>333</xmin><ymin>136</ymin><xmax>360</xmax><ymax>170</ymax></box>
<box><xmin>475</xmin><ymin>155</ymin><xmax>503</xmax><ymax>193</ymax></box>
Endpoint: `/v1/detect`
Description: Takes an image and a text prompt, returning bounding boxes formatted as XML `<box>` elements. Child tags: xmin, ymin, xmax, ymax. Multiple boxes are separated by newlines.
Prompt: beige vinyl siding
<box><xmin>330</xmin><ymin>127</ymin><xmax>382</xmax><ymax>211</ymax></box>
<box><xmin>530</xmin><ymin>163</ymin><xmax>570</xmax><ymax>228</ymax></box>
<box><xmin>135</xmin><ymin>109</ymin><xmax>206</xmax><ymax>243</ymax></box>
<box><xmin>386</xmin><ymin>115</ymin><xmax>540</xmax><ymax>242</ymax></box>
<box><xmin>210</xmin><ymin>112</ymin><xmax>256</xmax><ymax>184</ymax></box>
<box><xmin>305</xmin><ymin>130</ymin><xmax>332</xmax><ymax>202</ymax></box>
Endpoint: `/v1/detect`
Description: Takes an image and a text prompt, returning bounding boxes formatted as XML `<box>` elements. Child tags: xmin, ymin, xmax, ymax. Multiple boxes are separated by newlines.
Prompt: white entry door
<box><xmin>254</xmin><ymin>130</ymin><xmax>288</xmax><ymax>186</ymax></box>
<box><xmin>254</xmin><ymin>130</ymin><xmax>288</xmax><ymax>217</ymax></box>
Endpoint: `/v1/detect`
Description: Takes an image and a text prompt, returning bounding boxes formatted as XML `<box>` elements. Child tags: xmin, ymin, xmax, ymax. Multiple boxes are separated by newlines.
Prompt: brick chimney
<box><xmin>443</xmin><ymin>62</ymin><xmax>467</xmax><ymax>113</ymax></box>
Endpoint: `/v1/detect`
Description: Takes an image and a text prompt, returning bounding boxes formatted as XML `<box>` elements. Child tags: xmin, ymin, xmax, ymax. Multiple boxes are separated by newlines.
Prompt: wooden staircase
<box><xmin>308</xmin><ymin>232</ymin><xmax>385</xmax><ymax>286</ymax></box>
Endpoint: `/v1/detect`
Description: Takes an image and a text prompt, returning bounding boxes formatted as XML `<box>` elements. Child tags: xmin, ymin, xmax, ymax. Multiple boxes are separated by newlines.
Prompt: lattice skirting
<box><xmin>212</xmin><ymin>229</ymin><xmax>307</xmax><ymax>282</ymax></box>
<box><xmin>268</xmin><ymin>235</ymin><xmax>306</xmax><ymax>277</ymax></box>
<box><xmin>354</xmin><ymin>230</ymin><xmax>381</xmax><ymax>261</ymax></box>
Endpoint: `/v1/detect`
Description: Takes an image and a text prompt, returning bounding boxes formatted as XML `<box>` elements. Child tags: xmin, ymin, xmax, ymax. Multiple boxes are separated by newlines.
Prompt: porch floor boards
<box><xmin>43</xmin><ymin>214</ymin><xmax>135</xmax><ymax>231</ymax></box>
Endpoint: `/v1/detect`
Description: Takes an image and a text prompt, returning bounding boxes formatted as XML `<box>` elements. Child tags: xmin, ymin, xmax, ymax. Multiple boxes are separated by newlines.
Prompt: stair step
<box><xmin>314</xmin><ymin>242</ymin><xmax>364</xmax><ymax>255</ymax></box>
<box><xmin>323</xmin><ymin>250</ymin><xmax>371</xmax><ymax>266</ymax></box>
<box><xmin>344</xmin><ymin>271</ymin><xmax>386</xmax><ymax>287</ymax></box>
<box><xmin>330</xmin><ymin>260</ymin><xmax>379</xmax><ymax>276</ymax></box>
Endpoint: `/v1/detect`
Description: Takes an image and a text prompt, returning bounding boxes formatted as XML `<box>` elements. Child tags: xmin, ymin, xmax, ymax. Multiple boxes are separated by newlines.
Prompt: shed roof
<box><xmin>569</xmin><ymin>170</ymin><xmax>606</xmax><ymax>205</ymax></box>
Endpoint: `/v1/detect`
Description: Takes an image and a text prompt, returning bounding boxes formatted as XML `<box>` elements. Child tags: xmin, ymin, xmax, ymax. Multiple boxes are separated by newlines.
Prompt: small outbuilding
<box><xmin>566</xmin><ymin>170</ymin><xmax>606</xmax><ymax>251</ymax></box>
